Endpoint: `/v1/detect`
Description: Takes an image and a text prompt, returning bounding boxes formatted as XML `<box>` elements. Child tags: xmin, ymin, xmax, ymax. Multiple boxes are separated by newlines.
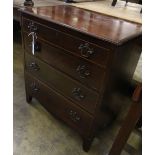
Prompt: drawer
<box><xmin>22</xmin><ymin>18</ymin><xmax>110</xmax><ymax>67</ymax></box>
<box><xmin>24</xmin><ymin>32</ymin><xmax>105</xmax><ymax>92</ymax></box>
<box><xmin>25</xmin><ymin>53</ymin><xmax>99</xmax><ymax>114</ymax></box>
<box><xmin>25</xmin><ymin>72</ymin><xmax>94</xmax><ymax>136</ymax></box>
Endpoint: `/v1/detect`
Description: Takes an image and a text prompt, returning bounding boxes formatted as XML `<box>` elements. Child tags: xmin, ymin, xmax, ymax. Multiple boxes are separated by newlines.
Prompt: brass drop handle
<box><xmin>76</xmin><ymin>65</ymin><xmax>90</xmax><ymax>78</ymax></box>
<box><xmin>69</xmin><ymin>110</ymin><xmax>81</xmax><ymax>122</ymax></box>
<box><xmin>28</xmin><ymin>62</ymin><xmax>40</xmax><ymax>71</ymax></box>
<box><xmin>28</xmin><ymin>32</ymin><xmax>37</xmax><ymax>55</ymax></box>
<box><xmin>28</xmin><ymin>42</ymin><xmax>41</xmax><ymax>52</ymax></box>
<box><xmin>78</xmin><ymin>43</ymin><xmax>94</xmax><ymax>58</ymax></box>
<box><xmin>72</xmin><ymin>88</ymin><xmax>85</xmax><ymax>101</ymax></box>
<box><xmin>28</xmin><ymin>22</ymin><xmax>37</xmax><ymax>32</ymax></box>
<box><xmin>30</xmin><ymin>82</ymin><xmax>39</xmax><ymax>92</ymax></box>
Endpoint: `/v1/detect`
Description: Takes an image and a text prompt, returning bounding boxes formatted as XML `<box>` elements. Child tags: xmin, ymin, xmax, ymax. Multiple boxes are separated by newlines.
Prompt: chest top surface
<box><xmin>21</xmin><ymin>5</ymin><xmax>142</xmax><ymax>45</ymax></box>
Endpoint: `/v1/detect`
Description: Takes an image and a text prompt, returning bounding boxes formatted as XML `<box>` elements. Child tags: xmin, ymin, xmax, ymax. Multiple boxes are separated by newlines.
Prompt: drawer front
<box><xmin>25</xmin><ymin>53</ymin><xmax>99</xmax><ymax>114</ymax></box>
<box><xmin>25</xmin><ymin>72</ymin><xmax>94</xmax><ymax>136</ymax></box>
<box><xmin>22</xmin><ymin>18</ymin><xmax>110</xmax><ymax>67</ymax></box>
<box><xmin>24</xmin><ymin>32</ymin><xmax>105</xmax><ymax>92</ymax></box>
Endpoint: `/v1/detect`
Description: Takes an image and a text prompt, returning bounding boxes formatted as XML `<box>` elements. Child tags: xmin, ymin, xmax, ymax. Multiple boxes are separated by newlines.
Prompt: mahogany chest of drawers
<box><xmin>20</xmin><ymin>5</ymin><xmax>142</xmax><ymax>151</ymax></box>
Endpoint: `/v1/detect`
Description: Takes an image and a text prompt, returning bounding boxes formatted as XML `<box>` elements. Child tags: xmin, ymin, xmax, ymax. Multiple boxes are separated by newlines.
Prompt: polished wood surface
<box><xmin>25</xmin><ymin>53</ymin><xmax>99</xmax><ymax>114</ymax></box>
<box><xmin>25</xmin><ymin>72</ymin><xmax>94</xmax><ymax>137</ymax></box>
<box><xmin>22</xmin><ymin>18</ymin><xmax>110</xmax><ymax>67</ymax></box>
<box><xmin>21</xmin><ymin>5</ymin><xmax>142</xmax><ymax>152</ymax></box>
<box><xmin>23</xmin><ymin>32</ymin><xmax>106</xmax><ymax>92</ymax></box>
<box><xmin>20</xmin><ymin>5</ymin><xmax>142</xmax><ymax>45</ymax></box>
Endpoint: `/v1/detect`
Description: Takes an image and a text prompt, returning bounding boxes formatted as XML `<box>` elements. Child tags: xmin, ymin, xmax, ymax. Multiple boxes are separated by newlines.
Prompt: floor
<box><xmin>13</xmin><ymin>24</ymin><xmax>141</xmax><ymax>155</ymax></box>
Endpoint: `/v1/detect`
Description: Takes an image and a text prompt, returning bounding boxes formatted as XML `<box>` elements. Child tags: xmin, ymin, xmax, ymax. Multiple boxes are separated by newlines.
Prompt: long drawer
<box><xmin>25</xmin><ymin>72</ymin><xmax>94</xmax><ymax>136</ymax></box>
<box><xmin>22</xmin><ymin>18</ymin><xmax>110</xmax><ymax>67</ymax></box>
<box><xmin>25</xmin><ymin>53</ymin><xmax>99</xmax><ymax>114</ymax></box>
<box><xmin>23</xmin><ymin>32</ymin><xmax>105</xmax><ymax>92</ymax></box>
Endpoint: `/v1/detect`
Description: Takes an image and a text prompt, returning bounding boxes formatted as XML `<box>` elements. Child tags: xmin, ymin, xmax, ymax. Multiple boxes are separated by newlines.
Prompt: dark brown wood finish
<box><xmin>25</xmin><ymin>53</ymin><xmax>99</xmax><ymax>114</ymax></box>
<box><xmin>23</xmin><ymin>32</ymin><xmax>107</xmax><ymax>92</ymax></box>
<box><xmin>22</xmin><ymin>18</ymin><xmax>111</xmax><ymax>67</ymax></box>
<box><xmin>20</xmin><ymin>5</ymin><xmax>141</xmax><ymax>45</ymax></box>
<box><xmin>25</xmin><ymin>72</ymin><xmax>94</xmax><ymax>137</ymax></box>
<box><xmin>20</xmin><ymin>5</ymin><xmax>142</xmax><ymax>152</ymax></box>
